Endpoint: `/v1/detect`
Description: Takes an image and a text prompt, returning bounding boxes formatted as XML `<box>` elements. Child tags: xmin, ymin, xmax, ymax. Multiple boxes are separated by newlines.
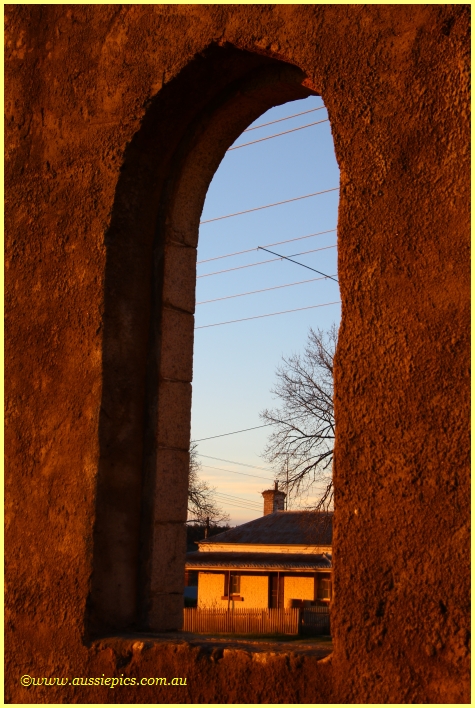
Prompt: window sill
<box><xmin>221</xmin><ymin>596</ymin><xmax>244</xmax><ymax>601</ymax></box>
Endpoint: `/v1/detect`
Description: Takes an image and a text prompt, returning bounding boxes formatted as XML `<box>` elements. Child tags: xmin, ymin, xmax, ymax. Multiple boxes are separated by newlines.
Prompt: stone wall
<box><xmin>5</xmin><ymin>4</ymin><xmax>470</xmax><ymax>704</ymax></box>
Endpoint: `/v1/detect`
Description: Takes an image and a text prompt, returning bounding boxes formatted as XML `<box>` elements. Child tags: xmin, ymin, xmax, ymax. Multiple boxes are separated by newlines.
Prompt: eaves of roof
<box><xmin>185</xmin><ymin>551</ymin><xmax>332</xmax><ymax>571</ymax></box>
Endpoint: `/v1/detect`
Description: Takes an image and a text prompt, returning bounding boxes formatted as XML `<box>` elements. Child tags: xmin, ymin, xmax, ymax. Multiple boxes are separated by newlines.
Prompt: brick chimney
<box><xmin>262</xmin><ymin>481</ymin><xmax>287</xmax><ymax>516</ymax></box>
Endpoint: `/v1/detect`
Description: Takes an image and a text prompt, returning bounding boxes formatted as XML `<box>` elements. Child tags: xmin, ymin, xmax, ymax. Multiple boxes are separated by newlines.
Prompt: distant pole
<box><xmin>286</xmin><ymin>458</ymin><xmax>289</xmax><ymax>510</ymax></box>
<box><xmin>204</xmin><ymin>516</ymin><xmax>210</xmax><ymax>539</ymax></box>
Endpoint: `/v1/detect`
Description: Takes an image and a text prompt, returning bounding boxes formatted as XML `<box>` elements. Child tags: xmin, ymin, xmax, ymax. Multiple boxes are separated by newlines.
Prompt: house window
<box><xmin>317</xmin><ymin>578</ymin><xmax>332</xmax><ymax>600</ymax></box>
<box><xmin>268</xmin><ymin>572</ymin><xmax>284</xmax><ymax>608</ymax></box>
<box><xmin>224</xmin><ymin>573</ymin><xmax>241</xmax><ymax>597</ymax></box>
<box><xmin>230</xmin><ymin>574</ymin><xmax>240</xmax><ymax>595</ymax></box>
<box><xmin>185</xmin><ymin>570</ymin><xmax>198</xmax><ymax>587</ymax></box>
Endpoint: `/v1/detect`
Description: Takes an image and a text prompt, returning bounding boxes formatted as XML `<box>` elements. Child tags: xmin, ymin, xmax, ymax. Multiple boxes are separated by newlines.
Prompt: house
<box><xmin>185</xmin><ymin>483</ymin><xmax>332</xmax><ymax>610</ymax></box>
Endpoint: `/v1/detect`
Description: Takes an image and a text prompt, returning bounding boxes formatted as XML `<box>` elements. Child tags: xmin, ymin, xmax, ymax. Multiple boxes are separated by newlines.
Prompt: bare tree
<box><xmin>260</xmin><ymin>324</ymin><xmax>337</xmax><ymax>511</ymax></box>
<box><xmin>188</xmin><ymin>443</ymin><xmax>230</xmax><ymax>525</ymax></box>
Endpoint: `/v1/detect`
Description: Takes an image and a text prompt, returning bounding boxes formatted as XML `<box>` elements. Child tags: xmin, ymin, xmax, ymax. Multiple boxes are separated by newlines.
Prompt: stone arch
<box><xmin>6</xmin><ymin>5</ymin><xmax>470</xmax><ymax>703</ymax></box>
<box><xmin>88</xmin><ymin>44</ymin><xmax>326</xmax><ymax>635</ymax></box>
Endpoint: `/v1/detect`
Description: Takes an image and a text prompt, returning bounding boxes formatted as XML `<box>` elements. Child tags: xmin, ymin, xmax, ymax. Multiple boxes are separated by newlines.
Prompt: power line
<box><xmin>195</xmin><ymin>299</ymin><xmax>341</xmax><ymax>330</ymax></box>
<box><xmin>197</xmin><ymin>256</ymin><xmax>276</xmax><ymax>279</ymax></box>
<box><xmin>193</xmin><ymin>414</ymin><xmax>305</xmax><ymax>445</ymax></box>
<box><xmin>192</xmin><ymin>422</ymin><xmax>276</xmax><ymax>442</ymax></box>
<box><xmin>200</xmin><ymin>463</ymin><xmax>275</xmax><ymax>483</ymax></box>
<box><xmin>215</xmin><ymin>491</ymin><xmax>262</xmax><ymax>504</ymax></box>
<box><xmin>214</xmin><ymin>499</ymin><xmax>262</xmax><ymax>513</ymax></box>
<box><xmin>197</xmin><ymin>244</ymin><xmax>336</xmax><ymax>279</ymax></box>
<box><xmin>243</xmin><ymin>106</ymin><xmax>325</xmax><ymax>133</ymax></box>
<box><xmin>199</xmin><ymin>187</ymin><xmax>339</xmax><ymax>225</ymax></box>
<box><xmin>227</xmin><ymin>118</ymin><xmax>329</xmax><ymax>151</ymax></box>
<box><xmin>196</xmin><ymin>274</ymin><xmax>337</xmax><ymax>305</ymax></box>
<box><xmin>217</xmin><ymin>502</ymin><xmax>260</xmax><ymax>512</ymax></box>
<box><xmin>198</xmin><ymin>454</ymin><xmax>275</xmax><ymax>473</ymax></box>
<box><xmin>216</xmin><ymin>499</ymin><xmax>261</xmax><ymax>511</ymax></box>
<box><xmin>197</xmin><ymin>228</ymin><xmax>337</xmax><ymax>265</ymax></box>
<box><xmin>215</xmin><ymin>495</ymin><xmax>262</xmax><ymax>509</ymax></box>
<box><xmin>258</xmin><ymin>246</ymin><xmax>339</xmax><ymax>283</ymax></box>
<box><xmin>214</xmin><ymin>492</ymin><xmax>263</xmax><ymax>509</ymax></box>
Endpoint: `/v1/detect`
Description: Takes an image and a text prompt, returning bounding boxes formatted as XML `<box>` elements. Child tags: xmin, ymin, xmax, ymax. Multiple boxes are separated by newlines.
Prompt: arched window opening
<box><xmin>88</xmin><ymin>44</ymin><xmax>340</xmax><ymax>637</ymax></box>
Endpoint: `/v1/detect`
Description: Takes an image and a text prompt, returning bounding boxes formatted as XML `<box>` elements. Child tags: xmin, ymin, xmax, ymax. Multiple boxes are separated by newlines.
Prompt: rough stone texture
<box><xmin>5</xmin><ymin>4</ymin><xmax>470</xmax><ymax>704</ymax></box>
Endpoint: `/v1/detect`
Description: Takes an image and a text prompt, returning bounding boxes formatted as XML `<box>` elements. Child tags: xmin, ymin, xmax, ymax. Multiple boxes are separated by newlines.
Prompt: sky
<box><xmin>190</xmin><ymin>95</ymin><xmax>341</xmax><ymax>526</ymax></box>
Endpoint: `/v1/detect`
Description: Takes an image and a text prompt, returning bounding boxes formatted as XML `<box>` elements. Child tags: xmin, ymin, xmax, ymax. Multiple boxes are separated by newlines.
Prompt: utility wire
<box><xmin>214</xmin><ymin>492</ymin><xmax>263</xmax><ymax>509</ymax></box>
<box><xmin>198</xmin><ymin>454</ymin><xmax>275</xmax><ymax>473</ymax></box>
<box><xmin>214</xmin><ymin>499</ymin><xmax>262</xmax><ymax>512</ymax></box>
<box><xmin>197</xmin><ymin>256</ymin><xmax>277</xmax><ymax>279</ymax></box>
<box><xmin>195</xmin><ymin>299</ymin><xmax>341</xmax><ymax>330</ymax></box>
<box><xmin>215</xmin><ymin>496</ymin><xmax>262</xmax><ymax>510</ymax></box>
<box><xmin>197</xmin><ymin>245</ymin><xmax>336</xmax><ymax>279</ymax></box>
<box><xmin>258</xmin><ymin>246</ymin><xmax>339</xmax><ymax>283</ymax></box>
<box><xmin>227</xmin><ymin>118</ymin><xmax>329</xmax><ymax>151</ymax></box>
<box><xmin>218</xmin><ymin>505</ymin><xmax>262</xmax><ymax>514</ymax></box>
<box><xmin>199</xmin><ymin>187</ymin><xmax>339</xmax><ymax>225</ymax></box>
<box><xmin>243</xmin><ymin>106</ymin><xmax>325</xmax><ymax>132</ymax></box>
<box><xmin>196</xmin><ymin>274</ymin><xmax>337</xmax><ymax>306</ymax></box>
<box><xmin>197</xmin><ymin>228</ymin><xmax>337</xmax><ymax>265</ymax></box>
<box><xmin>216</xmin><ymin>503</ymin><xmax>262</xmax><ymax>513</ymax></box>
<box><xmin>217</xmin><ymin>501</ymin><xmax>261</xmax><ymax>512</ymax></box>
<box><xmin>192</xmin><ymin>422</ymin><xmax>276</xmax><ymax>442</ymax></box>
<box><xmin>216</xmin><ymin>499</ymin><xmax>261</xmax><ymax>511</ymax></box>
<box><xmin>215</xmin><ymin>491</ymin><xmax>262</xmax><ymax>504</ymax></box>
<box><xmin>200</xmin><ymin>463</ymin><xmax>275</xmax><ymax>483</ymax></box>
<box><xmin>193</xmin><ymin>414</ymin><xmax>305</xmax><ymax>445</ymax></box>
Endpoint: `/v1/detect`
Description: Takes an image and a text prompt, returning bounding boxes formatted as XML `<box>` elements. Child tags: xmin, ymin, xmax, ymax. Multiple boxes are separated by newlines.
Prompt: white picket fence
<box><xmin>183</xmin><ymin>607</ymin><xmax>300</xmax><ymax>635</ymax></box>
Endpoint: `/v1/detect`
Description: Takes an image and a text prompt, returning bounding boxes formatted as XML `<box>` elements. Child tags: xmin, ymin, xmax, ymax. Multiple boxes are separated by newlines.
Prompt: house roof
<box><xmin>198</xmin><ymin>511</ymin><xmax>333</xmax><ymax>547</ymax></box>
<box><xmin>185</xmin><ymin>551</ymin><xmax>332</xmax><ymax>571</ymax></box>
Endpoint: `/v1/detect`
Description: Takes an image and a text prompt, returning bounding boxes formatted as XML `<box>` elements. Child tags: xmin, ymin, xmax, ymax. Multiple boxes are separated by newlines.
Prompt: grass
<box><xmin>185</xmin><ymin>631</ymin><xmax>332</xmax><ymax>642</ymax></box>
